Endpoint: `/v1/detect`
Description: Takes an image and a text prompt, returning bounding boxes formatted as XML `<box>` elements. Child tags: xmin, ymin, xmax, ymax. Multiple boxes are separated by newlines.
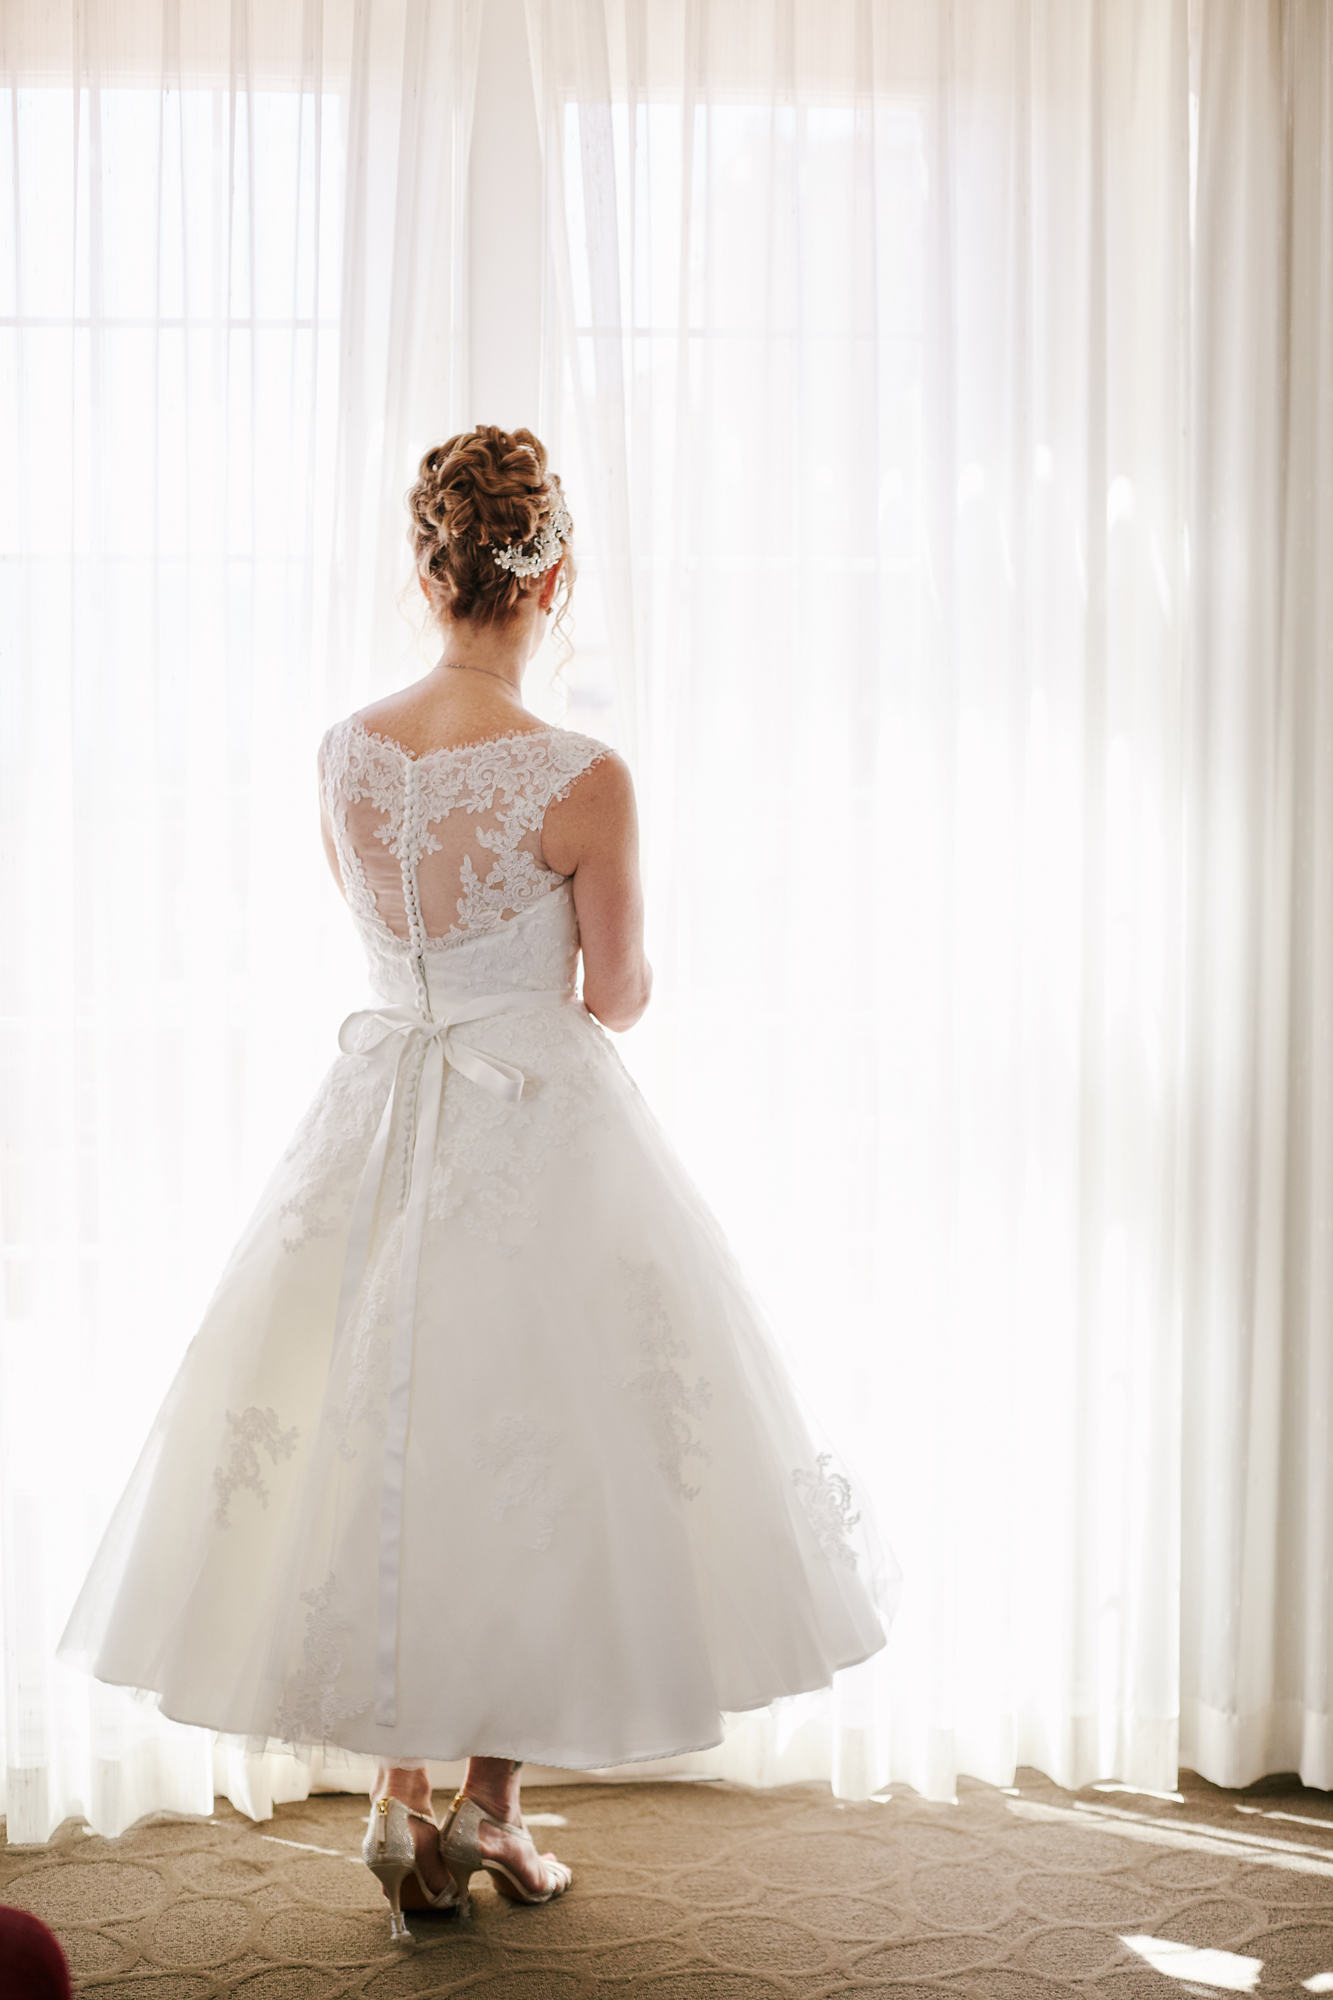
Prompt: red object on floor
<box><xmin>0</xmin><ymin>1907</ymin><xmax>73</xmax><ymax>2000</ymax></box>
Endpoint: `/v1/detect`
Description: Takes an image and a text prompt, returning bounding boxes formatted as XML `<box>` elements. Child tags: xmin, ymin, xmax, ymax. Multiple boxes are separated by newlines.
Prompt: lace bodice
<box><xmin>319</xmin><ymin>717</ymin><xmax>610</xmax><ymax>1004</ymax></box>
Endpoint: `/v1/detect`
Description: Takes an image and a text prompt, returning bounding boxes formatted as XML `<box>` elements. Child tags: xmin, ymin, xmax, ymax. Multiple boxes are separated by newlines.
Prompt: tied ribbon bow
<box><xmin>332</xmin><ymin>990</ymin><xmax>571</xmax><ymax>1725</ymax></box>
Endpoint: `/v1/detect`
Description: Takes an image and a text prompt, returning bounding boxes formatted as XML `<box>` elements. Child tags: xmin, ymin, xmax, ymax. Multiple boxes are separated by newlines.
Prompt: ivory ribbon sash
<box><xmin>332</xmin><ymin>989</ymin><xmax>572</xmax><ymax>1726</ymax></box>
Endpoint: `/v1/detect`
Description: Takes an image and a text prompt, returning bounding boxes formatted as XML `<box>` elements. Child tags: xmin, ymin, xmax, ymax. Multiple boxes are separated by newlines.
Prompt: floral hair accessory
<box><xmin>492</xmin><ymin>490</ymin><xmax>573</xmax><ymax>578</ymax></box>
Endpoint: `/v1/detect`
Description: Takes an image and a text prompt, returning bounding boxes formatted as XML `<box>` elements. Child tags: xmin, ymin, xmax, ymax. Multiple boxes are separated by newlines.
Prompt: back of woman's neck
<box><xmin>355</xmin><ymin>664</ymin><xmax>545</xmax><ymax>757</ymax></box>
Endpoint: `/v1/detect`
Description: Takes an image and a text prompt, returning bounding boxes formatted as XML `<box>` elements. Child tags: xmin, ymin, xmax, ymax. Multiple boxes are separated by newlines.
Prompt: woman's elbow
<box><xmin>595</xmin><ymin>997</ymin><xmax>649</xmax><ymax>1033</ymax></box>
<box><xmin>585</xmin><ymin>960</ymin><xmax>653</xmax><ymax>1033</ymax></box>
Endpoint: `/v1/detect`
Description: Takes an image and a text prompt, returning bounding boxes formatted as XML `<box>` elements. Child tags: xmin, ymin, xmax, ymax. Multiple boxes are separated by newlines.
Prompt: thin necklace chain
<box><xmin>437</xmin><ymin>659</ymin><xmax>519</xmax><ymax>690</ymax></box>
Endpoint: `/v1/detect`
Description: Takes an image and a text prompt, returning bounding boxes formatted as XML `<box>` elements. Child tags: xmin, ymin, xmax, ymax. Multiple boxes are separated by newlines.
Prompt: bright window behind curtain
<box><xmin>534</xmin><ymin>0</ymin><xmax>1333</xmax><ymax>1805</ymax></box>
<box><xmin>532</xmin><ymin>0</ymin><xmax>1191</xmax><ymax>1801</ymax></box>
<box><xmin>0</xmin><ymin>0</ymin><xmax>480</xmax><ymax>1842</ymax></box>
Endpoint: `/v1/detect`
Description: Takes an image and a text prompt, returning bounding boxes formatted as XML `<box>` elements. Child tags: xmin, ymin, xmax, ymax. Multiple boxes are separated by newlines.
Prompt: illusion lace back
<box><xmin>60</xmin><ymin>713</ymin><xmax>895</xmax><ymax>1773</ymax></box>
<box><xmin>320</xmin><ymin>719</ymin><xmax>609</xmax><ymax>991</ymax></box>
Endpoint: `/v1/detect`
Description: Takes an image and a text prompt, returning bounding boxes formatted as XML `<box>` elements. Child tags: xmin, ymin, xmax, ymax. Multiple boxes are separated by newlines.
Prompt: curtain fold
<box><xmin>0</xmin><ymin>0</ymin><xmax>481</xmax><ymax>1843</ymax></box>
<box><xmin>1180</xmin><ymin>0</ymin><xmax>1333</xmax><ymax>1791</ymax></box>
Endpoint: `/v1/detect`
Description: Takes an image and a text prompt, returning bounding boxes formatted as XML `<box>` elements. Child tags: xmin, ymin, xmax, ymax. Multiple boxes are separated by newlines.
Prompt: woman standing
<box><xmin>62</xmin><ymin>426</ymin><xmax>894</xmax><ymax>1939</ymax></box>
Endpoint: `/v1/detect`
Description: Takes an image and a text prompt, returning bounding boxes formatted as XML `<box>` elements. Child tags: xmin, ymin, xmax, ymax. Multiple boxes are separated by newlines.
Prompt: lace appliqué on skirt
<box><xmin>622</xmin><ymin>1259</ymin><xmax>712</xmax><ymax>1500</ymax></box>
<box><xmin>427</xmin><ymin>1006</ymin><xmax>606</xmax><ymax>1249</ymax></box>
<box><xmin>793</xmin><ymin>1454</ymin><xmax>861</xmax><ymax>1570</ymax></box>
<box><xmin>273</xmin><ymin>1574</ymin><xmax>363</xmax><ymax>1744</ymax></box>
<box><xmin>278</xmin><ymin>1054</ymin><xmax>391</xmax><ymax>1254</ymax></box>
<box><xmin>471</xmin><ymin>1416</ymin><xmax>568</xmax><ymax>1552</ymax></box>
<box><xmin>214</xmin><ymin>1407</ymin><xmax>299</xmax><ymax>1528</ymax></box>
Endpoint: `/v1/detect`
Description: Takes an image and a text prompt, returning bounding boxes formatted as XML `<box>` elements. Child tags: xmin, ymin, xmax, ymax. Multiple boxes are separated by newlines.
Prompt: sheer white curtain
<box><xmin>1181</xmin><ymin>0</ymin><xmax>1333</xmax><ymax>1791</ymax></box>
<box><xmin>0</xmin><ymin>0</ymin><xmax>480</xmax><ymax>1842</ymax></box>
<box><xmin>529</xmin><ymin>0</ymin><xmax>1332</xmax><ymax>1802</ymax></box>
<box><xmin>4</xmin><ymin>0</ymin><xmax>1331</xmax><ymax>1848</ymax></box>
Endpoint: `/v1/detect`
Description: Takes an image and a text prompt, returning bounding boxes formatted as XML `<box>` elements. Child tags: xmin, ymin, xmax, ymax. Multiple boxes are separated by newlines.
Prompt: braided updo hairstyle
<box><xmin>407</xmin><ymin>425</ymin><xmax>575</xmax><ymax>642</ymax></box>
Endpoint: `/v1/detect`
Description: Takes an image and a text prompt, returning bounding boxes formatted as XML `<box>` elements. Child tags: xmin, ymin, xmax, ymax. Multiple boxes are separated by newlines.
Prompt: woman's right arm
<box><xmin>542</xmin><ymin>752</ymin><xmax>652</xmax><ymax>1032</ymax></box>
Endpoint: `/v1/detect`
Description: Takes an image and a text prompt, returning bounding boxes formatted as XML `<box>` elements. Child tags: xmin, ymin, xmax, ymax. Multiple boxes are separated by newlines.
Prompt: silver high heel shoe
<box><xmin>439</xmin><ymin>1789</ymin><xmax>573</xmax><ymax>1919</ymax></box>
<box><xmin>361</xmin><ymin>1793</ymin><xmax>461</xmax><ymax>1943</ymax></box>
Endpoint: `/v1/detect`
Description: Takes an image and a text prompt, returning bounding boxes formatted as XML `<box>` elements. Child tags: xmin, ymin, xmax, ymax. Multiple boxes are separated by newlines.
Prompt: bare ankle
<box><xmin>375</xmin><ymin>1761</ymin><xmax>432</xmax><ymax>1814</ymax></box>
<box><xmin>464</xmin><ymin>1756</ymin><xmax>523</xmax><ymax>1826</ymax></box>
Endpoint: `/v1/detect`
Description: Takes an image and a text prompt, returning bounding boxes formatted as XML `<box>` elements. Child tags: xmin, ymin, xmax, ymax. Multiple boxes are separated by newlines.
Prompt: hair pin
<box><xmin>493</xmin><ymin>491</ymin><xmax>572</xmax><ymax>578</ymax></box>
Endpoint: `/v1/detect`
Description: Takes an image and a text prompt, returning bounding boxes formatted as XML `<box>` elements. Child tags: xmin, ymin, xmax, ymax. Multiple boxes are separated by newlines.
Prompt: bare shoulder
<box><xmin>542</xmin><ymin>741</ymin><xmax>636</xmax><ymax>875</ymax></box>
<box><xmin>351</xmin><ymin>673</ymin><xmax>436</xmax><ymax>736</ymax></box>
<box><xmin>554</xmin><ymin>739</ymin><xmax>632</xmax><ymax>807</ymax></box>
<box><xmin>549</xmin><ymin>739</ymin><xmax>633</xmax><ymax>817</ymax></box>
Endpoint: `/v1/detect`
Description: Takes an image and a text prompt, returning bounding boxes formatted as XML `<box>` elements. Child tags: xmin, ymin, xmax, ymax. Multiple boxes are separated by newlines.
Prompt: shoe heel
<box><xmin>366</xmin><ymin>1860</ymin><xmax>414</xmax><ymax>1943</ymax></box>
<box><xmin>443</xmin><ymin>1856</ymin><xmax>474</xmax><ymax>1923</ymax></box>
<box><xmin>439</xmin><ymin>1792</ymin><xmax>482</xmax><ymax>1923</ymax></box>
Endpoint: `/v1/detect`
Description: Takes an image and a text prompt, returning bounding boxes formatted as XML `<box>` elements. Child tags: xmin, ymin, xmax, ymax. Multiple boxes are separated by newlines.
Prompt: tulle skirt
<box><xmin>61</xmin><ymin>997</ymin><xmax>894</xmax><ymax>1768</ymax></box>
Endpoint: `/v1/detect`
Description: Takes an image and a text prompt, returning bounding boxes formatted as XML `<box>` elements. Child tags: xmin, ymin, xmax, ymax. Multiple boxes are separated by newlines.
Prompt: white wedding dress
<box><xmin>61</xmin><ymin>718</ymin><xmax>894</xmax><ymax>1769</ymax></box>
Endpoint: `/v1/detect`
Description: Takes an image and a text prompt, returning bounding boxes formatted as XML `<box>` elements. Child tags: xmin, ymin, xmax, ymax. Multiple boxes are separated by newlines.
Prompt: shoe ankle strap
<box><xmin>373</xmin><ymin>1793</ymin><xmax>438</xmax><ymax>1829</ymax></box>
<box><xmin>450</xmin><ymin>1789</ymin><xmax>532</xmax><ymax>1842</ymax></box>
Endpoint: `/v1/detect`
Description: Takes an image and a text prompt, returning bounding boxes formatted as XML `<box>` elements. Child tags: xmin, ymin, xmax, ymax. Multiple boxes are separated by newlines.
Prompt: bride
<box><xmin>61</xmin><ymin>425</ymin><xmax>894</xmax><ymax>1940</ymax></box>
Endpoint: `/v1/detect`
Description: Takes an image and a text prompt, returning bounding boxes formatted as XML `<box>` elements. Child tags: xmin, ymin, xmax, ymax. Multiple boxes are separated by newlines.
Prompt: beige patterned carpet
<box><xmin>5</xmin><ymin>1767</ymin><xmax>1333</xmax><ymax>1998</ymax></box>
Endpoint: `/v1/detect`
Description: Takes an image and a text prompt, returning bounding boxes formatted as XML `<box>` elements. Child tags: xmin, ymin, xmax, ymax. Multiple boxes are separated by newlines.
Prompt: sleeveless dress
<box><xmin>61</xmin><ymin>718</ymin><xmax>894</xmax><ymax>1770</ymax></box>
